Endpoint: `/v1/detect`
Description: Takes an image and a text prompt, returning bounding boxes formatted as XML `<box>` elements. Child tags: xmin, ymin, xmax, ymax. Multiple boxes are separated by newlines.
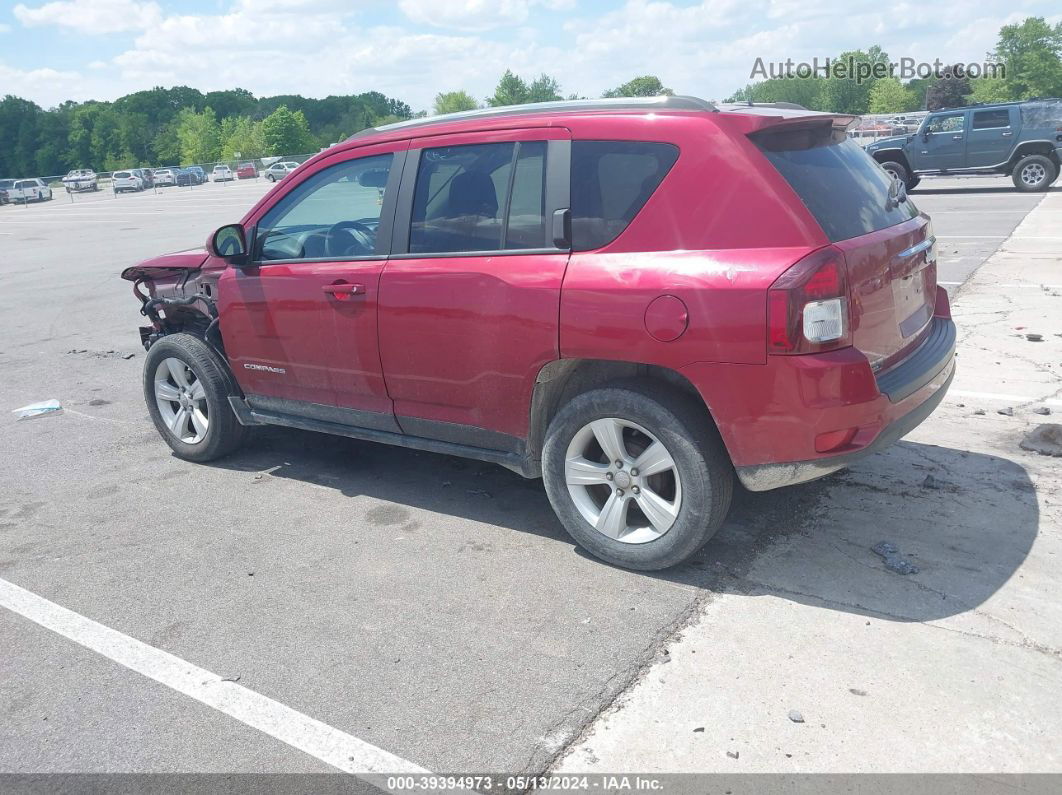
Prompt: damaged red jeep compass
<box><xmin>122</xmin><ymin>96</ymin><xmax>955</xmax><ymax>570</ymax></box>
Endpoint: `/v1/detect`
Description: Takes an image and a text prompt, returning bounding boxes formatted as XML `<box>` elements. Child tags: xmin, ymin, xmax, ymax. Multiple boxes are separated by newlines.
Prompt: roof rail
<box><xmin>739</xmin><ymin>101</ymin><xmax>809</xmax><ymax>110</ymax></box>
<box><xmin>346</xmin><ymin>95</ymin><xmax>717</xmax><ymax>140</ymax></box>
<box><xmin>938</xmin><ymin>97</ymin><xmax>1062</xmax><ymax>112</ymax></box>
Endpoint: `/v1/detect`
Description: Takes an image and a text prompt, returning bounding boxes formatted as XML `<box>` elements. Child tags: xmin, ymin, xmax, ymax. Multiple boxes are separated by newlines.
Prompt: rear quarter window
<box><xmin>1020</xmin><ymin>100</ymin><xmax>1062</xmax><ymax>129</ymax></box>
<box><xmin>571</xmin><ymin>141</ymin><xmax>679</xmax><ymax>251</ymax></box>
<box><xmin>755</xmin><ymin>125</ymin><xmax>918</xmax><ymax>242</ymax></box>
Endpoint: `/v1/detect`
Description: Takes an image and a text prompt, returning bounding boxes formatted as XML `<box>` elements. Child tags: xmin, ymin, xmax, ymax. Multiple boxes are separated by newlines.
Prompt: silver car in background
<box><xmin>263</xmin><ymin>161</ymin><xmax>299</xmax><ymax>182</ymax></box>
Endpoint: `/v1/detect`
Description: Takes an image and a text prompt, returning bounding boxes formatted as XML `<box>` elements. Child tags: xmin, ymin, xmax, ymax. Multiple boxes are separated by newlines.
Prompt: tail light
<box><xmin>767</xmin><ymin>246</ymin><xmax>851</xmax><ymax>354</ymax></box>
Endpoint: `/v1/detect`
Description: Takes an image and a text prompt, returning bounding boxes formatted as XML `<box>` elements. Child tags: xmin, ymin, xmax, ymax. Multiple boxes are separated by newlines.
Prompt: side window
<box><xmin>927</xmin><ymin>113</ymin><xmax>965</xmax><ymax>133</ymax></box>
<box><xmin>571</xmin><ymin>141</ymin><xmax>679</xmax><ymax>251</ymax></box>
<box><xmin>972</xmin><ymin>109</ymin><xmax>1011</xmax><ymax>130</ymax></box>
<box><xmin>504</xmin><ymin>142</ymin><xmax>547</xmax><ymax>250</ymax></box>
<box><xmin>409</xmin><ymin>140</ymin><xmax>547</xmax><ymax>254</ymax></box>
<box><xmin>254</xmin><ymin>152</ymin><xmax>393</xmax><ymax>263</ymax></box>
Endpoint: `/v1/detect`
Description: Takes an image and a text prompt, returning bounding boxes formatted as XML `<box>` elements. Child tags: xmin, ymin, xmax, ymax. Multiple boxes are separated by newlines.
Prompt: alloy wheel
<box><xmin>1021</xmin><ymin>163</ymin><xmax>1046</xmax><ymax>186</ymax></box>
<box><xmin>564</xmin><ymin>417</ymin><xmax>682</xmax><ymax>544</ymax></box>
<box><xmin>153</xmin><ymin>357</ymin><xmax>209</xmax><ymax>444</ymax></box>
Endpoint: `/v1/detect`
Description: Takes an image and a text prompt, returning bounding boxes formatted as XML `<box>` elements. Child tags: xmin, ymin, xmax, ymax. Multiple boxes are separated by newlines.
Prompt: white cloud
<box><xmin>0</xmin><ymin>62</ymin><xmax>89</xmax><ymax>102</ymax></box>
<box><xmin>0</xmin><ymin>23</ymin><xmax>11</xmax><ymax>33</ymax></box>
<box><xmin>399</xmin><ymin>0</ymin><xmax>538</xmax><ymax>31</ymax></box>
<box><xmin>14</xmin><ymin>0</ymin><xmax>163</xmax><ymax>34</ymax></box>
<box><xmin>6</xmin><ymin>0</ymin><xmax>1062</xmax><ymax>112</ymax></box>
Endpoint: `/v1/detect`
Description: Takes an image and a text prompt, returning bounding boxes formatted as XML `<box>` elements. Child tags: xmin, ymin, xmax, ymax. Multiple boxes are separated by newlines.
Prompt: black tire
<box><xmin>267</xmin><ymin>174</ymin><xmax>275</xmax><ymax>182</ymax></box>
<box><xmin>1012</xmin><ymin>154</ymin><xmax>1057</xmax><ymax>192</ymax></box>
<box><xmin>542</xmin><ymin>380</ymin><xmax>734</xmax><ymax>570</ymax></box>
<box><xmin>906</xmin><ymin>175</ymin><xmax>921</xmax><ymax>191</ymax></box>
<box><xmin>143</xmin><ymin>333</ymin><xmax>248</xmax><ymax>463</ymax></box>
<box><xmin>879</xmin><ymin>159</ymin><xmax>911</xmax><ymax>186</ymax></box>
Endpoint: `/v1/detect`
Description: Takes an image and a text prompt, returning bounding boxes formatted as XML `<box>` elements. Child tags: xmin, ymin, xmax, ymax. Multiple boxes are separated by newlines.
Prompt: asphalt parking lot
<box><xmin>0</xmin><ymin>174</ymin><xmax>1058</xmax><ymax>779</ymax></box>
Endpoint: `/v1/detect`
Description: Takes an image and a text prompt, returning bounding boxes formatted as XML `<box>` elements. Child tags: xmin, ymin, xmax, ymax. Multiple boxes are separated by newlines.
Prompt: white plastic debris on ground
<box><xmin>12</xmin><ymin>399</ymin><xmax>63</xmax><ymax>420</ymax></box>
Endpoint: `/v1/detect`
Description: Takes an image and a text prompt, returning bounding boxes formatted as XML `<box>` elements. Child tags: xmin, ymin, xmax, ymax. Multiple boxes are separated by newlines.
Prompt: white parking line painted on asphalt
<box><xmin>948</xmin><ymin>389</ymin><xmax>1062</xmax><ymax>407</ymax></box>
<box><xmin>942</xmin><ymin>281</ymin><xmax>1062</xmax><ymax>288</ymax></box>
<box><xmin>0</xmin><ymin>577</ymin><xmax>429</xmax><ymax>778</ymax></box>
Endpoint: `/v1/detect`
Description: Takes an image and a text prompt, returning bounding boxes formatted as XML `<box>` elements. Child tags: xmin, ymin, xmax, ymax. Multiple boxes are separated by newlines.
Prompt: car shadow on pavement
<box><xmin>207</xmin><ymin>428</ymin><xmax>1037</xmax><ymax>625</ymax></box>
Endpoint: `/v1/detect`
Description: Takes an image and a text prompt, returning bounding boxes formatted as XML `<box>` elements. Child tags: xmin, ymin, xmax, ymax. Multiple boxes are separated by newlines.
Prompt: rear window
<box><xmin>571</xmin><ymin>141</ymin><xmax>678</xmax><ymax>251</ymax></box>
<box><xmin>114</xmin><ymin>171</ymin><xmax>131</xmax><ymax>178</ymax></box>
<box><xmin>755</xmin><ymin>125</ymin><xmax>918</xmax><ymax>242</ymax></box>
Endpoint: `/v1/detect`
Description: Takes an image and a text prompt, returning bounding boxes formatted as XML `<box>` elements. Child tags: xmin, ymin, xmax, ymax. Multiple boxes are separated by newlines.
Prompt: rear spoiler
<box><xmin>714</xmin><ymin>104</ymin><xmax>858</xmax><ymax>135</ymax></box>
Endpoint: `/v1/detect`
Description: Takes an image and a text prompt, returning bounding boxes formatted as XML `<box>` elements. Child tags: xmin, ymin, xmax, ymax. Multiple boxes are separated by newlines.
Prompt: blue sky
<box><xmin>1</xmin><ymin>0</ymin><xmax>1059</xmax><ymax>112</ymax></box>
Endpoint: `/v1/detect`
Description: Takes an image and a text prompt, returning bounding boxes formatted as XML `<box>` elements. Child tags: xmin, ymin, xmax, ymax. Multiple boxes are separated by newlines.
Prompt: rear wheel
<box><xmin>542</xmin><ymin>380</ymin><xmax>733</xmax><ymax>570</ymax></box>
<box><xmin>1012</xmin><ymin>155</ymin><xmax>1057</xmax><ymax>192</ymax></box>
<box><xmin>143</xmin><ymin>333</ymin><xmax>247</xmax><ymax>463</ymax></box>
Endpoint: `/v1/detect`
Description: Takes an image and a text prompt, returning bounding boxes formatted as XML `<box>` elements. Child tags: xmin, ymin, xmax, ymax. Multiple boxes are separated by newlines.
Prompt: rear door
<box><xmin>378</xmin><ymin>128</ymin><xmax>570</xmax><ymax>446</ymax></box>
<box><xmin>966</xmin><ymin>107</ymin><xmax>1016</xmax><ymax>168</ymax></box>
<box><xmin>756</xmin><ymin>124</ymin><xmax>935</xmax><ymax>371</ymax></box>
<box><xmin>218</xmin><ymin>141</ymin><xmax>406</xmax><ymax>429</ymax></box>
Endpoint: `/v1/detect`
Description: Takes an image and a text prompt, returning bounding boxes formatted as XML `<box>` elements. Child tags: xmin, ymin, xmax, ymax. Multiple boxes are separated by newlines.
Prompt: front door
<box><xmin>914</xmin><ymin>112</ymin><xmax>968</xmax><ymax>170</ymax></box>
<box><xmin>378</xmin><ymin>129</ymin><xmax>571</xmax><ymax>448</ymax></box>
<box><xmin>218</xmin><ymin>142</ymin><xmax>406</xmax><ymax>430</ymax></box>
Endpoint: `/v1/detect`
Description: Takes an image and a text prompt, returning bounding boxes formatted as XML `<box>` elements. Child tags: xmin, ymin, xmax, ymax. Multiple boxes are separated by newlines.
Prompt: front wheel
<box><xmin>879</xmin><ymin>159</ymin><xmax>913</xmax><ymax>188</ymax></box>
<box><xmin>542</xmin><ymin>380</ymin><xmax>733</xmax><ymax>570</ymax></box>
<box><xmin>1012</xmin><ymin>155</ymin><xmax>1057</xmax><ymax>192</ymax></box>
<box><xmin>266</xmin><ymin>174</ymin><xmax>275</xmax><ymax>182</ymax></box>
<box><xmin>143</xmin><ymin>333</ymin><xmax>248</xmax><ymax>463</ymax></box>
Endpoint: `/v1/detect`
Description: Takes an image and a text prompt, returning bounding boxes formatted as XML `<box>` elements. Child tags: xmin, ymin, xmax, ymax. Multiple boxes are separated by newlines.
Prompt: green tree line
<box><xmin>1</xmin><ymin>69</ymin><xmax>672</xmax><ymax>176</ymax></box>
<box><xmin>0</xmin><ymin>86</ymin><xmax>412</xmax><ymax>177</ymax></box>
<box><xmin>727</xmin><ymin>17</ymin><xmax>1062</xmax><ymax>114</ymax></box>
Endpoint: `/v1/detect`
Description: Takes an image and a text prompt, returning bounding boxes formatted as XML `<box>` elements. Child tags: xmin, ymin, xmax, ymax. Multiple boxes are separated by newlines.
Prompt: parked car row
<box><xmin>2</xmin><ymin>159</ymin><xmax>303</xmax><ymax>205</ymax></box>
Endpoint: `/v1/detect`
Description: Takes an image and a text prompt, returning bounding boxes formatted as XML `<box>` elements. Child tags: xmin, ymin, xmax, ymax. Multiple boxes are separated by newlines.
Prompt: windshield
<box><xmin>755</xmin><ymin>124</ymin><xmax>919</xmax><ymax>242</ymax></box>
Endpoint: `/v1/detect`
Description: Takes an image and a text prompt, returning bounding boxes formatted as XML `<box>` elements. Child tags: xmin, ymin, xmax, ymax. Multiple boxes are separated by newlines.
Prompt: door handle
<box><xmin>951</xmin><ymin>135</ymin><xmax>964</xmax><ymax>140</ymax></box>
<box><xmin>1001</xmin><ymin>131</ymin><xmax>1013</xmax><ymax>137</ymax></box>
<box><xmin>323</xmin><ymin>282</ymin><xmax>366</xmax><ymax>298</ymax></box>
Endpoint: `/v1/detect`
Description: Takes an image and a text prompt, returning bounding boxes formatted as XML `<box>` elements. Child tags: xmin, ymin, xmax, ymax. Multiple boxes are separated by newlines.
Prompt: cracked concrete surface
<box><xmin>555</xmin><ymin>190</ymin><xmax>1062</xmax><ymax>773</ymax></box>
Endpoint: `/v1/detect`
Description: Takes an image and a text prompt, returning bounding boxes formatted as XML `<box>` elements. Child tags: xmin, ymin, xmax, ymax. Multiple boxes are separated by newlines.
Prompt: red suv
<box><xmin>122</xmin><ymin>96</ymin><xmax>955</xmax><ymax>570</ymax></box>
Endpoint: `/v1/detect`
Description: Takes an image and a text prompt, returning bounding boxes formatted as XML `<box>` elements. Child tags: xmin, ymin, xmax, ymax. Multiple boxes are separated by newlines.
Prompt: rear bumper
<box><xmin>681</xmin><ymin>308</ymin><xmax>957</xmax><ymax>492</ymax></box>
<box><xmin>735</xmin><ymin>359</ymin><xmax>953</xmax><ymax>490</ymax></box>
